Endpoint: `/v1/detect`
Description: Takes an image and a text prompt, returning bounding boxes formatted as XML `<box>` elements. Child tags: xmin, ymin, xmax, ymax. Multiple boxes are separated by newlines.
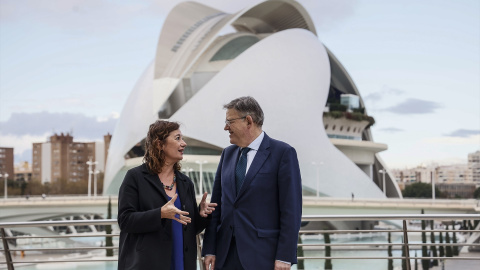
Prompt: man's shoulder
<box><xmin>224</xmin><ymin>144</ymin><xmax>239</xmax><ymax>153</ymax></box>
<box><xmin>264</xmin><ymin>134</ymin><xmax>294</xmax><ymax>150</ymax></box>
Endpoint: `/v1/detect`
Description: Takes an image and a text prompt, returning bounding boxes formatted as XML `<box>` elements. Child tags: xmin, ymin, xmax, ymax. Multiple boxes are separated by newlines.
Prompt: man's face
<box><xmin>224</xmin><ymin>109</ymin><xmax>248</xmax><ymax>147</ymax></box>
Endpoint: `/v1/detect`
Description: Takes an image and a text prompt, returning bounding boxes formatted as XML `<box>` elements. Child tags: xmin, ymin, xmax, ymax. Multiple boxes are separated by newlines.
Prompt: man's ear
<box><xmin>246</xmin><ymin>115</ymin><xmax>254</xmax><ymax>126</ymax></box>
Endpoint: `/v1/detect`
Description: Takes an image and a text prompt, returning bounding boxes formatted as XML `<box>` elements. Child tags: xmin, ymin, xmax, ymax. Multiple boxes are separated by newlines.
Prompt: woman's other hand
<box><xmin>199</xmin><ymin>192</ymin><xmax>217</xmax><ymax>218</ymax></box>
<box><xmin>161</xmin><ymin>194</ymin><xmax>191</xmax><ymax>225</ymax></box>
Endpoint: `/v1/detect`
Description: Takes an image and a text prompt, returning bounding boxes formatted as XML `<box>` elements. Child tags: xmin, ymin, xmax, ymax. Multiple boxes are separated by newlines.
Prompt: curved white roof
<box><xmin>104</xmin><ymin>0</ymin><xmax>398</xmax><ymax>198</ymax></box>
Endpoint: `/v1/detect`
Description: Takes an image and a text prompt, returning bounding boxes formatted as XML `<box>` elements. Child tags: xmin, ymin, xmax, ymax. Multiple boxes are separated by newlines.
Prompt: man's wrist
<box><xmin>276</xmin><ymin>260</ymin><xmax>291</xmax><ymax>265</ymax></box>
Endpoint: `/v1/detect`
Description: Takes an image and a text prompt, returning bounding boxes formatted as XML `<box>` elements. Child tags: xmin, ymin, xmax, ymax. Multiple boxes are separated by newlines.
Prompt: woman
<box><xmin>118</xmin><ymin>120</ymin><xmax>216</xmax><ymax>270</ymax></box>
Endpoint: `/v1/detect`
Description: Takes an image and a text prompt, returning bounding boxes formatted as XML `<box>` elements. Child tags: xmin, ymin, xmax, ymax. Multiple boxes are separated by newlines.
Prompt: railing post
<box><xmin>196</xmin><ymin>234</ymin><xmax>205</xmax><ymax>270</ymax></box>
<box><xmin>403</xmin><ymin>220</ymin><xmax>411</xmax><ymax>270</ymax></box>
<box><xmin>1</xmin><ymin>228</ymin><xmax>15</xmax><ymax>270</ymax></box>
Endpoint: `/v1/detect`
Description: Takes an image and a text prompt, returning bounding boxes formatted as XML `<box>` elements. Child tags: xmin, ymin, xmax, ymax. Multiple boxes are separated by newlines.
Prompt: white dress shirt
<box><xmin>244</xmin><ymin>131</ymin><xmax>265</xmax><ymax>174</ymax></box>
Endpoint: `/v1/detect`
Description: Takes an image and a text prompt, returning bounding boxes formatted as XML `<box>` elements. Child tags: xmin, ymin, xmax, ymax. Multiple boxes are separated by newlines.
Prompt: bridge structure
<box><xmin>1</xmin><ymin>195</ymin><xmax>478</xmax><ymax>223</ymax></box>
<box><xmin>0</xmin><ymin>195</ymin><xmax>479</xmax><ymax>250</ymax></box>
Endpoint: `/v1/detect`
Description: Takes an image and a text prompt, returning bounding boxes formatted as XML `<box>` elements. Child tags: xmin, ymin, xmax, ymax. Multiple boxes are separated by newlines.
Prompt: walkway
<box><xmin>429</xmin><ymin>251</ymin><xmax>480</xmax><ymax>270</ymax></box>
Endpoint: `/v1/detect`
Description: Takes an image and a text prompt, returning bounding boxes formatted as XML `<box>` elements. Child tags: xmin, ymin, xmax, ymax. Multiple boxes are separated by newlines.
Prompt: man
<box><xmin>202</xmin><ymin>96</ymin><xmax>302</xmax><ymax>270</ymax></box>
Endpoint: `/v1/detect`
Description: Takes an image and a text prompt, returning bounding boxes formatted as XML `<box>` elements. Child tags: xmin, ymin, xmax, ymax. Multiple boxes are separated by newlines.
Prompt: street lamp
<box><xmin>379</xmin><ymin>169</ymin><xmax>387</xmax><ymax>196</ymax></box>
<box><xmin>195</xmin><ymin>160</ymin><xmax>208</xmax><ymax>195</ymax></box>
<box><xmin>431</xmin><ymin>171</ymin><xmax>435</xmax><ymax>200</ymax></box>
<box><xmin>92</xmin><ymin>169</ymin><xmax>100</xmax><ymax>198</ymax></box>
<box><xmin>0</xmin><ymin>173</ymin><xmax>8</xmax><ymax>200</ymax></box>
<box><xmin>86</xmin><ymin>158</ymin><xmax>98</xmax><ymax>198</ymax></box>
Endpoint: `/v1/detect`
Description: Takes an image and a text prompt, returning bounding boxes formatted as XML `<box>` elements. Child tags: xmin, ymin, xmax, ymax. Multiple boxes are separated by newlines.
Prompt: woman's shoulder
<box><xmin>125</xmin><ymin>163</ymin><xmax>146</xmax><ymax>175</ymax></box>
<box><xmin>123</xmin><ymin>163</ymin><xmax>149</xmax><ymax>181</ymax></box>
<box><xmin>175</xmin><ymin>170</ymin><xmax>194</xmax><ymax>185</ymax></box>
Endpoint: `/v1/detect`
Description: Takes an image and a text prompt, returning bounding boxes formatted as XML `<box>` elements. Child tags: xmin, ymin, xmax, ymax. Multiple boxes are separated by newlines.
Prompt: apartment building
<box><xmin>0</xmin><ymin>147</ymin><xmax>14</xmax><ymax>180</ymax></box>
<box><xmin>14</xmin><ymin>161</ymin><xmax>32</xmax><ymax>182</ymax></box>
<box><xmin>468</xmin><ymin>150</ymin><xmax>480</xmax><ymax>184</ymax></box>
<box><xmin>32</xmin><ymin>133</ymin><xmax>111</xmax><ymax>183</ymax></box>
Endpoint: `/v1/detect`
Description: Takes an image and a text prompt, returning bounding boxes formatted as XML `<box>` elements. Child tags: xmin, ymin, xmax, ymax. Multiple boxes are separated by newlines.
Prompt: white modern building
<box><xmin>103</xmin><ymin>0</ymin><xmax>401</xmax><ymax>199</ymax></box>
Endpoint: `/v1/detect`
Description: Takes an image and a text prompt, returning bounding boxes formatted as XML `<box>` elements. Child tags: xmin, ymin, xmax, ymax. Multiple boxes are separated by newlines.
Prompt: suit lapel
<box><xmin>236</xmin><ymin>134</ymin><xmax>271</xmax><ymax>200</ymax></box>
<box><xmin>175</xmin><ymin>171</ymin><xmax>189</xmax><ymax>210</ymax></box>
<box><xmin>227</xmin><ymin>146</ymin><xmax>241</xmax><ymax>200</ymax></box>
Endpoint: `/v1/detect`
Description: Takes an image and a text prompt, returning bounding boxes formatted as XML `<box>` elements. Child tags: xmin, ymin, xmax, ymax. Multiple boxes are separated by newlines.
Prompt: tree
<box><xmin>430</xmin><ymin>220</ymin><xmax>438</xmax><ymax>266</ymax></box>
<box><xmin>106</xmin><ymin>196</ymin><xmax>113</xmax><ymax>257</ymax></box>
<box><xmin>388</xmin><ymin>232</ymin><xmax>393</xmax><ymax>270</ymax></box>
<box><xmin>324</xmin><ymin>232</ymin><xmax>332</xmax><ymax>270</ymax></box>
<box><xmin>438</xmin><ymin>232</ymin><xmax>445</xmax><ymax>257</ymax></box>
<box><xmin>297</xmin><ymin>234</ymin><xmax>304</xmax><ymax>270</ymax></box>
<box><xmin>403</xmin><ymin>182</ymin><xmax>441</xmax><ymax>198</ymax></box>
<box><xmin>421</xmin><ymin>210</ymin><xmax>429</xmax><ymax>269</ymax></box>
<box><xmin>474</xmin><ymin>187</ymin><xmax>480</xmax><ymax>198</ymax></box>
<box><xmin>452</xmin><ymin>222</ymin><xmax>459</xmax><ymax>256</ymax></box>
<box><xmin>445</xmin><ymin>225</ymin><xmax>453</xmax><ymax>257</ymax></box>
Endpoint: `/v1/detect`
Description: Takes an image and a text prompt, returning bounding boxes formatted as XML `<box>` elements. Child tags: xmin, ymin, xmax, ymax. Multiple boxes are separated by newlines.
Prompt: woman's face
<box><xmin>161</xmin><ymin>129</ymin><xmax>187</xmax><ymax>164</ymax></box>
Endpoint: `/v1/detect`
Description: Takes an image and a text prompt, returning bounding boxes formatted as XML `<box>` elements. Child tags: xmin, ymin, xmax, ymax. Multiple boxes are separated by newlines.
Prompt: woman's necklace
<box><xmin>161</xmin><ymin>175</ymin><xmax>176</xmax><ymax>191</ymax></box>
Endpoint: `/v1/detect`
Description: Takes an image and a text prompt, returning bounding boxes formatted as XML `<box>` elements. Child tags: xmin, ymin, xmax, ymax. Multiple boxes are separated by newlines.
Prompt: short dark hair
<box><xmin>223</xmin><ymin>96</ymin><xmax>264</xmax><ymax>126</ymax></box>
<box><xmin>143</xmin><ymin>120</ymin><xmax>181</xmax><ymax>174</ymax></box>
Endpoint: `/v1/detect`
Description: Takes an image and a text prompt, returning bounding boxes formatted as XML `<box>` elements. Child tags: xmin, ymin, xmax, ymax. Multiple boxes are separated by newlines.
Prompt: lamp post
<box><xmin>0</xmin><ymin>173</ymin><xmax>8</xmax><ymax>200</ymax></box>
<box><xmin>86</xmin><ymin>158</ymin><xmax>98</xmax><ymax>198</ymax></box>
<box><xmin>431</xmin><ymin>171</ymin><xmax>435</xmax><ymax>200</ymax></box>
<box><xmin>93</xmin><ymin>169</ymin><xmax>100</xmax><ymax>198</ymax></box>
<box><xmin>195</xmin><ymin>160</ymin><xmax>208</xmax><ymax>195</ymax></box>
<box><xmin>379</xmin><ymin>169</ymin><xmax>387</xmax><ymax>196</ymax></box>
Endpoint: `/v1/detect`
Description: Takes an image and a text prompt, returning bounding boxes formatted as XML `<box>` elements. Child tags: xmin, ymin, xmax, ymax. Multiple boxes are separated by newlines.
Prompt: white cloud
<box><xmin>97</xmin><ymin>111</ymin><xmax>120</xmax><ymax>122</ymax></box>
<box><xmin>423</xmin><ymin>134</ymin><xmax>480</xmax><ymax>145</ymax></box>
<box><xmin>383</xmin><ymin>98</ymin><xmax>443</xmax><ymax>114</ymax></box>
<box><xmin>0</xmin><ymin>133</ymin><xmax>49</xmax><ymax>155</ymax></box>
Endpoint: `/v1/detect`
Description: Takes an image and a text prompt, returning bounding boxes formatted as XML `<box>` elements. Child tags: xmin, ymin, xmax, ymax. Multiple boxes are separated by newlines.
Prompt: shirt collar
<box><xmin>246</xmin><ymin>131</ymin><xmax>264</xmax><ymax>151</ymax></box>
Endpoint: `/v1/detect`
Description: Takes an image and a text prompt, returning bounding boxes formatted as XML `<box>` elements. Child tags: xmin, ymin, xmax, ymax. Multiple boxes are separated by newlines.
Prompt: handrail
<box><xmin>1</xmin><ymin>214</ymin><xmax>479</xmax><ymax>269</ymax></box>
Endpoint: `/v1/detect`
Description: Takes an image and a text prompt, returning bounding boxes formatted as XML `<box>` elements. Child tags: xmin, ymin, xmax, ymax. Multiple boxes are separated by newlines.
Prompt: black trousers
<box><xmin>219</xmin><ymin>236</ymin><xmax>244</xmax><ymax>270</ymax></box>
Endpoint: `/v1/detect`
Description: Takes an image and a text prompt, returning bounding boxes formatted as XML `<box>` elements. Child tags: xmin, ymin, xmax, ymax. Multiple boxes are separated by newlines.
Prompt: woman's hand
<box><xmin>161</xmin><ymin>194</ymin><xmax>191</xmax><ymax>225</ymax></box>
<box><xmin>199</xmin><ymin>192</ymin><xmax>217</xmax><ymax>218</ymax></box>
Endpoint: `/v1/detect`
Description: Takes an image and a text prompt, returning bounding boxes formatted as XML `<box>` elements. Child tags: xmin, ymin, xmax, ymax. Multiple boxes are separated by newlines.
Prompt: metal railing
<box><xmin>1</xmin><ymin>214</ymin><xmax>479</xmax><ymax>270</ymax></box>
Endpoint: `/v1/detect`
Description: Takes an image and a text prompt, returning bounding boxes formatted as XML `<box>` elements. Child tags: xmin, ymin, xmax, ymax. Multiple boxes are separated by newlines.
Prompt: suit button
<box><xmin>230</xmin><ymin>225</ymin><xmax>233</xmax><ymax>230</ymax></box>
<box><xmin>185</xmin><ymin>247</ymin><xmax>188</xmax><ymax>252</ymax></box>
<box><xmin>184</xmin><ymin>226</ymin><xmax>187</xmax><ymax>231</ymax></box>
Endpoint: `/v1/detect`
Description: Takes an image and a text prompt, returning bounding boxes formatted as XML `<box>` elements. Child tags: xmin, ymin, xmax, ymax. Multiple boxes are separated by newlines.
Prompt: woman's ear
<box><xmin>157</xmin><ymin>140</ymin><xmax>164</xmax><ymax>151</ymax></box>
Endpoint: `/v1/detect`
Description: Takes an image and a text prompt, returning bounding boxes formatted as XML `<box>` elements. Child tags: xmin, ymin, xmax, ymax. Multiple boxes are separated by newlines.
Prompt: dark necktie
<box><xmin>235</xmin><ymin>147</ymin><xmax>251</xmax><ymax>195</ymax></box>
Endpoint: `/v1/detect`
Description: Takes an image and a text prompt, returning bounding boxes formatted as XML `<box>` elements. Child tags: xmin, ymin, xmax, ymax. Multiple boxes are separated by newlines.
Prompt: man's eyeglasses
<box><xmin>225</xmin><ymin>116</ymin><xmax>247</xmax><ymax>126</ymax></box>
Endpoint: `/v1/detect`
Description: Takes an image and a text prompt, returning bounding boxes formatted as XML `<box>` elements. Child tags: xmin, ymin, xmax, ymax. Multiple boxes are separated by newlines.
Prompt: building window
<box><xmin>332</xmin><ymin>125</ymin><xmax>336</xmax><ymax>130</ymax></box>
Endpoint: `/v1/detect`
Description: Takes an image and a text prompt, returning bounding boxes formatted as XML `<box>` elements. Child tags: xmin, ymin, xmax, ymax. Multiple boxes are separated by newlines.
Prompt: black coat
<box><xmin>117</xmin><ymin>164</ymin><xmax>207</xmax><ymax>270</ymax></box>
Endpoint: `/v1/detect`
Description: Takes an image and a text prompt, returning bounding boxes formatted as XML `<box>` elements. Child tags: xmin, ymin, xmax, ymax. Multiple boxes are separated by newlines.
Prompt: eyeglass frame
<box><xmin>225</xmin><ymin>116</ymin><xmax>248</xmax><ymax>126</ymax></box>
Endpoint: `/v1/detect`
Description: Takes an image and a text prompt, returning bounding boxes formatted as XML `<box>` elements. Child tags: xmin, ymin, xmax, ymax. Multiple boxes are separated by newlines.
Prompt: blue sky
<box><xmin>0</xmin><ymin>0</ymin><xmax>479</xmax><ymax>168</ymax></box>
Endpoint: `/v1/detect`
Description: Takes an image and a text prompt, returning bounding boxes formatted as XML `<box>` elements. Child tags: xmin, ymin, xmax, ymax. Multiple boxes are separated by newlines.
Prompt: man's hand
<box><xmin>204</xmin><ymin>255</ymin><xmax>216</xmax><ymax>270</ymax></box>
<box><xmin>161</xmin><ymin>194</ymin><xmax>191</xmax><ymax>225</ymax></box>
<box><xmin>199</xmin><ymin>192</ymin><xmax>217</xmax><ymax>218</ymax></box>
<box><xmin>274</xmin><ymin>260</ymin><xmax>291</xmax><ymax>270</ymax></box>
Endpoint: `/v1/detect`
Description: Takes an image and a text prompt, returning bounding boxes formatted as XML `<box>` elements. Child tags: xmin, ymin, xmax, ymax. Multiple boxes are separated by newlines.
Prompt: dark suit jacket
<box><xmin>202</xmin><ymin>133</ymin><xmax>302</xmax><ymax>269</ymax></box>
<box><xmin>117</xmin><ymin>163</ymin><xmax>207</xmax><ymax>270</ymax></box>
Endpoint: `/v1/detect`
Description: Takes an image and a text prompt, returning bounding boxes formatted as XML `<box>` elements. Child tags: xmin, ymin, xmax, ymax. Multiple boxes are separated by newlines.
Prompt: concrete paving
<box><xmin>429</xmin><ymin>251</ymin><xmax>480</xmax><ymax>270</ymax></box>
